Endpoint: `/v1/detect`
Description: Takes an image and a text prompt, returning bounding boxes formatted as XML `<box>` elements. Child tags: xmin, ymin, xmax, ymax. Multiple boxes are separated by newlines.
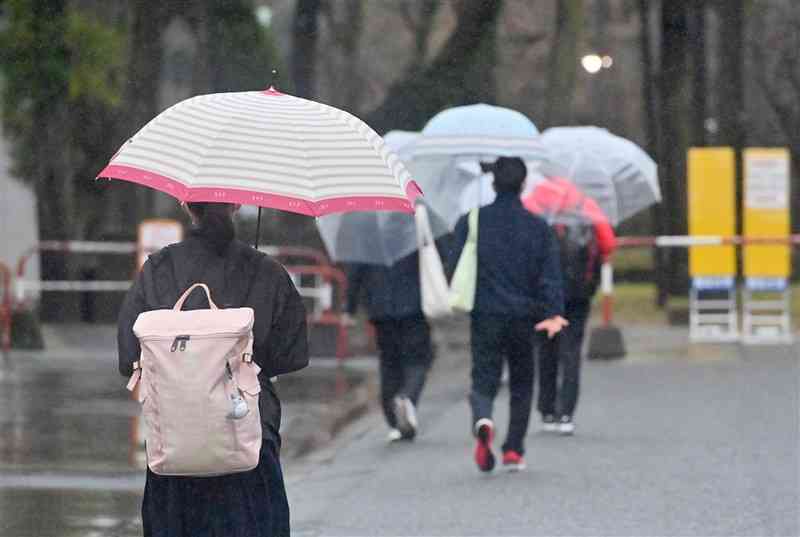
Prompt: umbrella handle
<box><xmin>255</xmin><ymin>207</ymin><xmax>262</xmax><ymax>249</ymax></box>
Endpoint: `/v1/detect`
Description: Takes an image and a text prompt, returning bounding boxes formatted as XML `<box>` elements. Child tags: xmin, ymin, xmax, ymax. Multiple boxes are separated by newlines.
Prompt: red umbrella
<box><xmin>523</xmin><ymin>177</ymin><xmax>616</xmax><ymax>261</ymax></box>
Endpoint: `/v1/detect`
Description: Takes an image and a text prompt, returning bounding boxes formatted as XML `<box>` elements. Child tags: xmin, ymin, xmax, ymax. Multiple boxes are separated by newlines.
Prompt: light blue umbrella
<box><xmin>399</xmin><ymin>104</ymin><xmax>548</xmax><ymax>229</ymax></box>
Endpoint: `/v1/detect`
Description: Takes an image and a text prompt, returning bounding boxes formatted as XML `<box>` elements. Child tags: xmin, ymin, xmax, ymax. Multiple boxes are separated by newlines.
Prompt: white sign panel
<box><xmin>137</xmin><ymin>219</ymin><xmax>183</xmax><ymax>270</ymax></box>
<box><xmin>744</xmin><ymin>151</ymin><xmax>789</xmax><ymax>210</ymax></box>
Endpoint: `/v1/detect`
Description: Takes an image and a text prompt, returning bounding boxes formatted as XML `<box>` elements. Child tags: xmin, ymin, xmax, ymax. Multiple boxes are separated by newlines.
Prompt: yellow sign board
<box><xmin>743</xmin><ymin>148</ymin><xmax>791</xmax><ymax>278</ymax></box>
<box><xmin>688</xmin><ymin>148</ymin><xmax>736</xmax><ymax>277</ymax></box>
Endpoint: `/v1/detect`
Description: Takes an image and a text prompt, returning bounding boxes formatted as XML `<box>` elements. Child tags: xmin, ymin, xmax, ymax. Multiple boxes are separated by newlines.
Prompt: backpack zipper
<box><xmin>144</xmin><ymin>330</ymin><xmax>251</xmax><ymax>344</ymax></box>
<box><xmin>169</xmin><ymin>335</ymin><xmax>190</xmax><ymax>352</ymax></box>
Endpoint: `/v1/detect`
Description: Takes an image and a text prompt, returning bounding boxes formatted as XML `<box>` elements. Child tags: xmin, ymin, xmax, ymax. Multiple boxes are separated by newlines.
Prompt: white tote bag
<box><xmin>449</xmin><ymin>208</ymin><xmax>478</xmax><ymax>313</ymax></box>
<box><xmin>415</xmin><ymin>204</ymin><xmax>452</xmax><ymax>319</ymax></box>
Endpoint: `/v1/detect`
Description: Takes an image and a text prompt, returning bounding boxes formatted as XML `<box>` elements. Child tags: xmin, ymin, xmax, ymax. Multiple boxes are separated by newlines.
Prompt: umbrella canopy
<box><xmin>98</xmin><ymin>88</ymin><xmax>421</xmax><ymax>216</ymax></box>
<box><xmin>523</xmin><ymin>177</ymin><xmax>616</xmax><ymax>259</ymax></box>
<box><xmin>398</xmin><ymin>104</ymin><xmax>547</xmax><ymax>229</ymax></box>
<box><xmin>316</xmin><ymin>130</ymin><xmax>449</xmax><ymax>267</ymax></box>
<box><xmin>402</xmin><ymin>103</ymin><xmax>547</xmax><ymax>160</ymax></box>
<box><xmin>538</xmin><ymin>126</ymin><xmax>660</xmax><ymax>226</ymax></box>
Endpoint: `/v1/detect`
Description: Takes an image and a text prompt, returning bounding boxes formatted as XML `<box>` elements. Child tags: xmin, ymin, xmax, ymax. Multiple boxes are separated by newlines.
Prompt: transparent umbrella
<box><xmin>538</xmin><ymin>126</ymin><xmax>660</xmax><ymax>226</ymax></box>
<box><xmin>316</xmin><ymin>130</ymin><xmax>449</xmax><ymax>267</ymax></box>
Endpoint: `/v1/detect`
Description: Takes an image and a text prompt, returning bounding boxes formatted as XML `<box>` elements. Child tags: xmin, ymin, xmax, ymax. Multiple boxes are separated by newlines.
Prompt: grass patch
<box><xmin>596</xmin><ymin>283</ymin><xmax>800</xmax><ymax>330</ymax></box>
<box><xmin>611</xmin><ymin>248</ymin><xmax>654</xmax><ymax>272</ymax></box>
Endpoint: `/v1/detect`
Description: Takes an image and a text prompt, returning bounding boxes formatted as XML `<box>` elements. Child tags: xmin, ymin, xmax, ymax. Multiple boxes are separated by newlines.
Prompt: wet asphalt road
<box><xmin>288</xmin><ymin>326</ymin><xmax>799</xmax><ymax>537</ymax></box>
<box><xmin>0</xmin><ymin>323</ymin><xmax>798</xmax><ymax>536</ymax></box>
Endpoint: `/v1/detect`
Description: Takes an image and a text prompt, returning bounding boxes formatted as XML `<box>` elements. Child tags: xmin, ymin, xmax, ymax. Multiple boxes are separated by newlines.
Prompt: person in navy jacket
<box><xmin>448</xmin><ymin>156</ymin><xmax>567</xmax><ymax>472</ymax></box>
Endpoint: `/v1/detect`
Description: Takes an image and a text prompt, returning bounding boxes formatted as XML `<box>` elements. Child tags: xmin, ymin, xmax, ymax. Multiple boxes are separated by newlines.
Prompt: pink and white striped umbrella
<box><xmin>98</xmin><ymin>88</ymin><xmax>421</xmax><ymax>216</ymax></box>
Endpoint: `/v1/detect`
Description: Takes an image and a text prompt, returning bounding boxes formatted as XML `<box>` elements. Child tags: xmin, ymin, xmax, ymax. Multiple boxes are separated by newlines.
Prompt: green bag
<box><xmin>449</xmin><ymin>208</ymin><xmax>479</xmax><ymax>312</ymax></box>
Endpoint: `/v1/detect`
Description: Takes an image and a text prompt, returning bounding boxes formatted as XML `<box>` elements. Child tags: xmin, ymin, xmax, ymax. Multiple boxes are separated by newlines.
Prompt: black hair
<box><xmin>481</xmin><ymin>156</ymin><xmax>527</xmax><ymax>195</ymax></box>
<box><xmin>186</xmin><ymin>202</ymin><xmax>235</xmax><ymax>255</ymax></box>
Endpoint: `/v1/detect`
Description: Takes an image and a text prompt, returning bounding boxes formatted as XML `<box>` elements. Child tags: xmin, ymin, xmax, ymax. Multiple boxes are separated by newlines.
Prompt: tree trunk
<box><xmin>341</xmin><ymin>0</ymin><xmax>365</xmax><ymax>111</ymax></box>
<box><xmin>638</xmin><ymin>0</ymin><xmax>668</xmax><ymax>306</ymax></box>
<box><xmin>30</xmin><ymin>0</ymin><xmax>75</xmax><ymax>320</ymax></box>
<box><xmin>659</xmin><ymin>0</ymin><xmax>691</xmax><ymax>295</ymax></box>
<box><xmin>410</xmin><ymin>0</ymin><xmax>442</xmax><ymax>69</ymax></box>
<box><xmin>364</xmin><ymin>0</ymin><xmax>504</xmax><ymax>134</ymax></box>
<box><xmin>715</xmin><ymin>0</ymin><xmax>745</xmax><ymax>240</ymax></box>
<box><xmin>689</xmin><ymin>0</ymin><xmax>707</xmax><ymax>147</ymax></box>
<box><xmin>121</xmin><ymin>0</ymin><xmax>167</xmax><ymax>225</ymax></box>
<box><xmin>545</xmin><ymin>0</ymin><xmax>582</xmax><ymax>127</ymax></box>
<box><xmin>291</xmin><ymin>0</ymin><xmax>322</xmax><ymax>99</ymax></box>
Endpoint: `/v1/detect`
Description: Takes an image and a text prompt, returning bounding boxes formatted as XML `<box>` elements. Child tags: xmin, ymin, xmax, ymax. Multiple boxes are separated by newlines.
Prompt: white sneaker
<box><xmin>387</xmin><ymin>428</ymin><xmax>403</xmax><ymax>443</ymax></box>
<box><xmin>393</xmin><ymin>396</ymin><xmax>418</xmax><ymax>439</ymax></box>
<box><xmin>558</xmin><ymin>416</ymin><xmax>575</xmax><ymax>435</ymax></box>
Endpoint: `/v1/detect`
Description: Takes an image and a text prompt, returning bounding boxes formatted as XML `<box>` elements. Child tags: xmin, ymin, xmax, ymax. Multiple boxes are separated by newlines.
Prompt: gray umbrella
<box><xmin>316</xmin><ymin>131</ymin><xmax>450</xmax><ymax>266</ymax></box>
<box><xmin>316</xmin><ymin>199</ymin><xmax>449</xmax><ymax>266</ymax></box>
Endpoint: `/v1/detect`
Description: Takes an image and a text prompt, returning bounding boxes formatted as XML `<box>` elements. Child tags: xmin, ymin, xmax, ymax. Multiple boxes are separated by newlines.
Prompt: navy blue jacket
<box><xmin>346</xmin><ymin>251</ymin><xmax>423</xmax><ymax>321</ymax></box>
<box><xmin>448</xmin><ymin>192</ymin><xmax>564</xmax><ymax>321</ymax></box>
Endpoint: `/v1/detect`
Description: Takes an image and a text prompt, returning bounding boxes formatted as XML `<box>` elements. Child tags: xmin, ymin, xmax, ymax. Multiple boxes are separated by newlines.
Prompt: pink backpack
<box><xmin>126</xmin><ymin>283</ymin><xmax>262</xmax><ymax>476</ymax></box>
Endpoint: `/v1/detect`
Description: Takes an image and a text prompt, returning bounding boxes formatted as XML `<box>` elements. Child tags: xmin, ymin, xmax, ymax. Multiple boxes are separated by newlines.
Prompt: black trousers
<box><xmin>142</xmin><ymin>440</ymin><xmax>289</xmax><ymax>537</ymax></box>
<box><xmin>537</xmin><ymin>299</ymin><xmax>591</xmax><ymax>419</ymax></box>
<box><xmin>469</xmin><ymin>315</ymin><xmax>535</xmax><ymax>455</ymax></box>
<box><xmin>373</xmin><ymin>316</ymin><xmax>434</xmax><ymax>429</ymax></box>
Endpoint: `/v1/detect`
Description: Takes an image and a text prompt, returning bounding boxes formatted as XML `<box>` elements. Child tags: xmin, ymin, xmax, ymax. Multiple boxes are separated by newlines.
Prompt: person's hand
<box><xmin>534</xmin><ymin>315</ymin><xmax>569</xmax><ymax>339</ymax></box>
<box><xmin>340</xmin><ymin>313</ymin><xmax>357</xmax><ymax>327</ymax></box>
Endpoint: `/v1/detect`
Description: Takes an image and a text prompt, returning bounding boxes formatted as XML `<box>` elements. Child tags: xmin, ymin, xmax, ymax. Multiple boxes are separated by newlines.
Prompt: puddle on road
<box><xmin>0</xmin><ymin>488</ymin><xmax>142</xmax><ymax>537</ymax></box>
<box><xmin>275</xmin><ymin>364</ymin><xmax>368</xmax><ymax>402</ymax></box>
<box><xmin>0</xmin><ymin>363</ymin><xmax>137</xmax><ymax>471</ymax></box>
<box><xmin>0</xmin><ymin>352</ymin><xmax>373</xmax><ymax>536</ymax></box>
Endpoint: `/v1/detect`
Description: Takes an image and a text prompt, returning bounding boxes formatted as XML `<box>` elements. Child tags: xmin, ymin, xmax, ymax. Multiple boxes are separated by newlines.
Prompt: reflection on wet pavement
<box><xmin>1</xmin><ymin>489</ymin><xmax>141</xmax><ymax>537</ymax></box>
<box><xmin>0</xmin><ymin>328</ymin><xmax>375</xmax><ymax>537</ymax></box>
<box><xmin>0</xmin><ymin>350</ymin><xmax>143</xmax><ymax>536</ymax></box>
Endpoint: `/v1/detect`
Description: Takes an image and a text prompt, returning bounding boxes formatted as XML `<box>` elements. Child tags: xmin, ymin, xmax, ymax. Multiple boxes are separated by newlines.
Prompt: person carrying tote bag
<box><xmin>448</xmin><ymin>157</ymin><xmax>568</xmax><ymax>474</ymax></box>
<box><xmin>416</xmin><ymin>204</ymin><xmax>452</xmax><ymax>319</ymax></box>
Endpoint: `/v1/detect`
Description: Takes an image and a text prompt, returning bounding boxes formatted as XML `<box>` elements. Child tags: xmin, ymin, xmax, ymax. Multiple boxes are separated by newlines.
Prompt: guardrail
<box><xmin>12</xmin><ymin>241</ymin><xmax>350</xmax><ymax>357</ymax></box>
<box><xmin>600</xmin><ymin>234</ymin><xmax>800</xmax><ymax>327</ymax></box>
<box><xmin>285</xmin><ymin>264</ymin><xmax>350</xmax><ymax>360</ymax></box>
<box><xmin>616</xmin><ymin>234</ymin><xmax>800</xmax><ymax>248</ymax></box>
<box><xmin>14</xmin><ymin>241</ymin><xmax>136</xmax><ymax>305</ymax></box>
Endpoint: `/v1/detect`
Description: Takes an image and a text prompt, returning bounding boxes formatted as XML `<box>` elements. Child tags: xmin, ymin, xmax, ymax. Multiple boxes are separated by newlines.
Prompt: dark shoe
<box><xmin>542</xmin><ymin>414</ymin><xmax>557</xmax><ymax>432</ymax></box>
<box><xmin>502</xmin><ymin>450</ymin><xmax>526</xmax><ymax>472</ymax></box>
<box><xmin>473</xmin><ymin>418</ymin><xmax>495</xmax><ymax>472</ymax></box>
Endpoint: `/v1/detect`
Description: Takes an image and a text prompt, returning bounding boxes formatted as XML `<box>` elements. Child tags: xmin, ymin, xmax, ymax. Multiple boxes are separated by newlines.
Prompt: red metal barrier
<box><xmin>284</xmin><ymin>263</ymin><xmax>350</xmax><ymax>360</ymax></box>
<box><xmin>0</xmin><ymin>261</ymin><xmax>11</xmax><ymax>353</ymax></box>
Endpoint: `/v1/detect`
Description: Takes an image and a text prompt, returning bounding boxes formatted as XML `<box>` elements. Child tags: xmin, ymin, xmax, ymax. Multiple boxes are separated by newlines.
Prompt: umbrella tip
<box><xmin>265</xmin><ymin>69</ymin><xmax>282</xmax><ymax>94</ymax></box>
<box><xmin>263</xmin><ymin>86</ymin><xmax>284</xmax><ymax>96</ymax></box>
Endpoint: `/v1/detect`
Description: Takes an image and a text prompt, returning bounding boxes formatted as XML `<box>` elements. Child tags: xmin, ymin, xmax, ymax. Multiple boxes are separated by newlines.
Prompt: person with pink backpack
<box><xmin>118</xmin><ymin>202</ymin><xmax>309</xmax><ymax>537</ymax></box>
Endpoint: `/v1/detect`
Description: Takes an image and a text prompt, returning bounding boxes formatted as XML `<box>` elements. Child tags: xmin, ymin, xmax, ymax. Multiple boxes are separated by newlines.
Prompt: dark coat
<box><xmin>117</xmin><ymin>232</ymin><xmax>309</xmax><ymax>449</ymax></box>
<box><xmin>345</xmin><ymin>252</ymin><xmax>423</xmax><ymax>321</ymax></box>
<box><xmin>448</xmin><ymin>192</ymin><xmax>564</xmax><ymax>321</ymax></box>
